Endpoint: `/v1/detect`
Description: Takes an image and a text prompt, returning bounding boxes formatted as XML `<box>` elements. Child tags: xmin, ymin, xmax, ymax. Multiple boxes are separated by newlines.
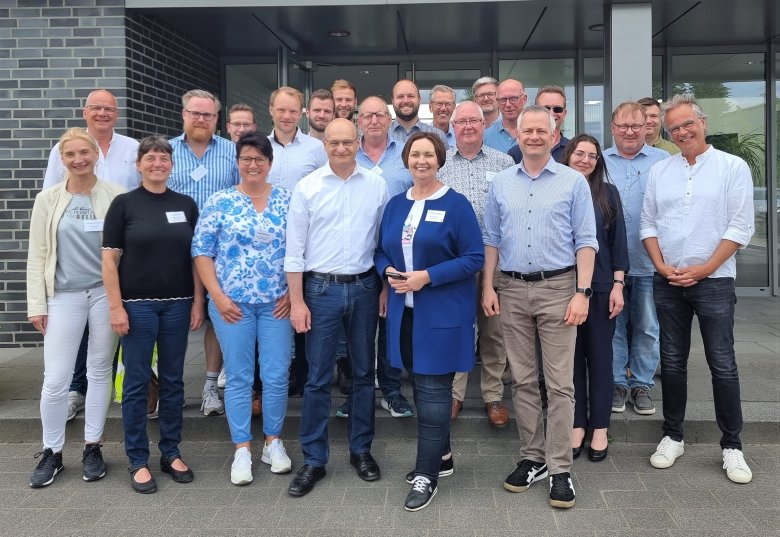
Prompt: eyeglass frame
<box><xmin>184</xmin><ymin>109</ymin><xmax>218</xmax><ymax>121</ymax></box>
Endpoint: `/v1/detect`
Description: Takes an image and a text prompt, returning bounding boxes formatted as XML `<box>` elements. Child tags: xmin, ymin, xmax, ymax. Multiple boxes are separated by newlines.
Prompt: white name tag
<box><xmin>425</xmin><ymin>210</ymin><xmax>446</xmax><ymax>223</ymax></box>
<box><xmin>256</xmin><ymin>230</ymin><xmax>274</xmax><ymax>244</ymax></box>
<box><xmin>190</xmin><ymin>165</ymin><xmax>208</xmax><ymax>182</ymax></box>
<box><xmin>166</xmin><ymin>211</ymin><xmax>187</xmax><ymax>224</ymax></box>
<box><xmin>83</xmin><ymin>219</ymin><xmax>104</xmax><ymax>232</ymax></box>
<box><xmin>486</xmin><ymin>171</ymin><xmax>497</xmax><ymax>182</ymax></box>
<box><xmin>370</xmin><ymin>165</ymin><xmax>383</xmax><ymax>176</ymax></box>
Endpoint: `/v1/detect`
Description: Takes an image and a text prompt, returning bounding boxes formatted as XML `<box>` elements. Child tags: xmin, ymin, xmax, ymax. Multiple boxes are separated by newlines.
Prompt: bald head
<box><xmin>325</xmin><ymin>118</ymin><xmax>358</xmax><ymax>140</ymax></box>
<box><xmin>497</xmin><ymin>79</ymin><xmax>527</xmax><ymax>123</ymax></box>
<box><xmin>82</xmin><ymin>89</ymin><xmax>119</xmax><ymax>138</ymax></box>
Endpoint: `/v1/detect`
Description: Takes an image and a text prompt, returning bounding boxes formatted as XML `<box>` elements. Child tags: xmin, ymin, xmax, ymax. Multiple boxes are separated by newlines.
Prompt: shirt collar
<box><xmin>604</xmin><ymin>143</ymin><xmax>652</xmax><ymax>159</ymax></box>
<box><xmin>453</xmin><ymin>144</ymin><xmax>487</xmax><ymax>161</ymax></box>
<box><xmin>323</xmin><ymin>161</ymin><xmax>361</xmax><ymax>181</ymax></box>
<box><xmin>518</xmin><ymin>155</ymin><xmax>556</xmax><ymax>180</ymax></box>
<box><xmin>271</xmin><ymin>127</ymin><xmax>302</xmax><ymax>146</ymax></box>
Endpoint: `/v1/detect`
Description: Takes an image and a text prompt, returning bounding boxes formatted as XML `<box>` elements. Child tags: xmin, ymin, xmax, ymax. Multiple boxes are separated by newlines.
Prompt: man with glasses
<box><xmin>306</xmin><ymin>89</ymin><xmax>335</xmax><ymax>142</ymax></box>
<box><xmin>472</xmin><ymin>77</ymin><xmax>501</xmax><ymax>128</ymax></box>
<box><xmin>641</xmin><ymin>94</ymin><xmax>754</xmax><ymax>484</ymax></box>
<box><xmin>439</xmin><ymin>101</ymin><xmax>514</xmax><ymax>427</ymax></box>
<box><xmin>484</xmin><ymin>79</ymin><xmax>527</xmax><ymax>153</ymax></box>
<box><xmin>429</xmin><ymin>85</ymin><xmax>457</xmax><ymax>147</ymax></box>
<box><xmin>603</xmin><ymin>102</ymin><xmax>670</xmax><ymax>418</ymax></box>
<box><xmin>225</xmin><ymin>103</ymin><xmax>257</xmax><ymax>143</ymax></box>
<box><xmin>390</xmin><ymin>79</ymin><xmax>446</xmax><ymax>144</ymax></box>
<box><xmin>509</xmin><ymin>85</ymin><xmax>570</xmax><ymax>164</ymax></box>
<box><xmin>637</xmin><ymin>97</ymin><xmax>680</xmax><ymax>155</ymax></box>
<box><xmin>286</xmin><ymin>118</ymin><xmax>388</xmax><ymax>497</ymax></box>
<box><xmin>169</xmin><ymin>88</ymin><xmax>240</xmax><ymax>417</ymax></box>
<box><xmin>43</xmin><ymin>88</ymin><xmax>141</xmax><ymax>423</ymax></box>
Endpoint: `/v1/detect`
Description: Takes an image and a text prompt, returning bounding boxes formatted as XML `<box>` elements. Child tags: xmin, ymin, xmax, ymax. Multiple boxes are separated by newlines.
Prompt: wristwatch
<box><xmin>613</xmin><ymin>279</ymin><xmax>625</xmax><ymax>286</ymax></box>
<box><xmin>576</xmin><ymin>287</ymin><xmax>593</xmax><ymax>298</ymax></box>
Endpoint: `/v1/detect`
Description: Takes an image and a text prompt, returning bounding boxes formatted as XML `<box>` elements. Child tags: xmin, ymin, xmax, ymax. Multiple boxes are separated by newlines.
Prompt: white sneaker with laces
<box><xmin>261</xmin><ymin>438</ymin><xmax>292</xmax><ymax>474</ymax></box>
<box><xmin>67</xmin><ymin>391</ymin><xmax>85</xmax><ymax>422</ymax></box>
<box><xmin>649</xmin><ymin>436</ymin><xmax>685</xmax><ymax>469</ymax></box>
<box><xmin>231</xmin><ymin>447</ymin><xmax>253</xmax><ymax>485</ymax></box>
<box><xmin>722</xmin><ymin>448</ymin><xmax>752</xmax><ymax>484</ymax></box>
<box><xmin>201</xmin><ymin>386</ymin><xmax>224</xmax><ymax>416</ymax></box>
<box><xmin>217</xmin><ymin>369</ymin><xmax>226</xmax><ymax>389</ymax></box>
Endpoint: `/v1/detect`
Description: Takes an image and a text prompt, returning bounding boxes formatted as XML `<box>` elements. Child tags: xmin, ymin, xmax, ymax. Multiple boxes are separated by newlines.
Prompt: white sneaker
<box><xmin>261</xmin><ymin>438</ymin><xmax>292</xmax><ymax>474</ymax></box>
<box><xmin>201</xmin><ymin>386</ymin><xmax>224</xmax><ymax>416</ymax></box>
<box><xmin>231</xmin><ymin>447</ymin><xmax>253</xmax><ymax>485</ymax></box>
<box><xmin>67</xmin><ymin>391</ymin><xmax>85</xmax><ymax>422</ymax></box>
<box><xmin>217</xmin><ymin>369</ymin><xmax>226</xmax><ymax>389</ymax></box>
<box><xmin>650</xmin><ymin>436</ymin><xmax>685</xmax><ymax>469</ymax></box>
<box><xmin>722</xmin><ymin>448</ymin><xmax>752</xmax><ymax>484</ymax></box>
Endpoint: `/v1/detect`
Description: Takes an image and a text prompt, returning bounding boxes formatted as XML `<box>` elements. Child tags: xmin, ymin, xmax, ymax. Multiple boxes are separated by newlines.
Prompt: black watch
<box><xmin>576</xmin><ymin>287</ymin><xmax>593</xmax><ymax>298</ymax></box>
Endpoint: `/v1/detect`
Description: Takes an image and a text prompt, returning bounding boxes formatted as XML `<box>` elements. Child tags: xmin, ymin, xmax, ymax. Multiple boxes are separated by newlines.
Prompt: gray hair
<box><xmin>660</xmin><ymin>94</ymin><xmax>707</xmax><ymax>127</ymax></box>
<box><xmin>182</xmin><ymin>89</ymin><xmax>222</xmax><ymax>113</ymax></box>
<box><xmin>430</xmin><ymin>84</ymin><xmax>456</xmax><ymax>100</ymax></box>
<box><xmin>452</xmin><ymin>101</ymin><xmax>484</xmax><ymax>121</ymax></box>
<box><xmin>517</xmin><ymin>104</ymin><xmax>556</xmax><ymax>133</ymax></box>
<box><xmin>535</xmin><ymin>85</ymin><xmax>566</xmax><ymax>104</ymax></box>
<box><xmin>472</xmin><ymin>76</ymin><xmax>499</xmax><ymax>94</ymax></box>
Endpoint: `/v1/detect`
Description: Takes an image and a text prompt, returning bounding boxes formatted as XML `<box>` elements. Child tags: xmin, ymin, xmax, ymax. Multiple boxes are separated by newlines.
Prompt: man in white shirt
<box><xmin>640</xmin><ymin>94</ymin><xmax>755</xmax><ymax>485</ymax></box>
<box><xmin>285</xmin><ymin>118</ymin><xmax>388</xmax><ymax>497</ymax></box>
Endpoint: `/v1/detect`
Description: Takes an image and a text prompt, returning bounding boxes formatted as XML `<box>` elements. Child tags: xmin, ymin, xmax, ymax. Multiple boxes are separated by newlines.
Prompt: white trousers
<box><xmin>41</xmin><ymin>286</ymin><xmax>117</xmax><ymax>452</ymax></box>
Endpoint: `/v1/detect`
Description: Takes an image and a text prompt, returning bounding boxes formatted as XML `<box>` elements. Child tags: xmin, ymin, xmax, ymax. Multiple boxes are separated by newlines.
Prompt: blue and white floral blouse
<box><xmin>192</xmin><ymin>185</ymin><xmax>290</xmax><ymax>304</ymax></box>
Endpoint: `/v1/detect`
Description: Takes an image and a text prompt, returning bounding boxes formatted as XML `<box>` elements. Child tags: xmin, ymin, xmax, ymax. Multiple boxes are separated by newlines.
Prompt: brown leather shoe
<box><xmin>486</xmin><ymin>401</ymin><xmax>509</xmax><ymax>428</ymax></box>
<box><xmin>451</xmin><ymin>399</ymin><xmax>463</xmax><ymax>422</ymax></box>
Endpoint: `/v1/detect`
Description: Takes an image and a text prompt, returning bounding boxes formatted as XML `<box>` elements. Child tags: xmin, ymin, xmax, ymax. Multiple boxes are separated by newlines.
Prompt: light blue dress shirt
<box><xmin>356</xmin><ymin>135</ymin><xmax>413</xmax><ymax>197</ymax></box>
<box><xmin>168</xmin><ymin>134</ymin><xmax>240</xmax><ymax>210</ymax></box>
<box><xmin>390</xmin><ymin>119</ymin><xmax>447</xmax><ymax>145</ymax></box>
<box><xmin>483</xmin><ymin>121</ymin><xmax>516</xmax><ymax>153</ymax></box>
<box><xmin>267</xmin><ymin>128</ymin><xmax>327</xmax><ymax>191</ymax></box>
<box><xmin>484</xmin><ymin>157</ymin><xmax>598</xmax><ymax>272</ymax></box>
<box><xmin>603</xmin><ymin>143</ymin><xmax>670</xmax><ymax>276</ymax></box>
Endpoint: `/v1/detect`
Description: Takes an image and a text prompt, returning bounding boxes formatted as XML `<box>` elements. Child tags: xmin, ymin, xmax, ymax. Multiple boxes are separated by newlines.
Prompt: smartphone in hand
<box><xmin>386</xmin><ymin>271</ymin><xmax>408</xmax><ymax>280</ymax></box>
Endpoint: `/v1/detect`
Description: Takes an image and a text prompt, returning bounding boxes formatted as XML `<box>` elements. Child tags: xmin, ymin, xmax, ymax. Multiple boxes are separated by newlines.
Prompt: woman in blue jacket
<box><xmin>375</xmin><ymin>132</ymin><xmax>484</xmax><ymax>512</ymax></box>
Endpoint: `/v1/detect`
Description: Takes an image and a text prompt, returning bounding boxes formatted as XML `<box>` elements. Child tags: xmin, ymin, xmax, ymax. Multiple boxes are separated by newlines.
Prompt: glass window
<box><xmin>672</xmin><ymin>52</ymin><xmax>768</xmax><ymax>287</ymax></box>
<box><xmin>583</xmin><ymin>57</ymin><xmax>604</xmax><ymax>145</ymax></box>
<box><xmin>225</xmin><ymin>64</ymin><xmax>277</xmax><ymax>135</ymax></box>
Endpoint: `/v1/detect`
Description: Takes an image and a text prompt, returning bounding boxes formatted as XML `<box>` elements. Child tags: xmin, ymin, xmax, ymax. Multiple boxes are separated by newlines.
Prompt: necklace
<box><xmin>239</xmin><ymin>183</ymin><xmax>269</xmax><ymax>199</ymax></box>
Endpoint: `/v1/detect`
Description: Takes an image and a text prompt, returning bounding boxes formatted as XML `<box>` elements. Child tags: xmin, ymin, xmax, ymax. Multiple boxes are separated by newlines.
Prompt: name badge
<box><xmin>256</xmin><ymin>230</ymin><xmax>274</xmax><ymax>244</ymax></box>
<box><xmin>83</xmin><ymin>219</ymin><xmax>104</xmax><ymax>232</ymax></box>
<box><xmin>425</xmin><ymin>210</ymin><xmax>446</xmax><ymax>223</ymax></box>
<box><xmin>370</xmin><ymin>165</ymin><xmax>383</xmax><ymax>176</ymax></box>
<box><xmin>190</xmin><ymin>165</ymin><xmax>208</xmax><ymax>182</ymax></box>
<box><xmin>166</xmin><ymin>211</ymin><xmax>187</xmax><ymax>224</ymax></box>
<box><xmin>486</xmin><ymin>171</ymin><xmax>497</xmax><ymax>182</ymax></box>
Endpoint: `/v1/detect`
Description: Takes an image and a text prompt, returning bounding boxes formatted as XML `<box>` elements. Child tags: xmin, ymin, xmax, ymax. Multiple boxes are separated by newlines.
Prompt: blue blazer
<box><xmin>374</xmin><ymin>188</ymin><xmax>484</xmax><ymax>375</ymax></box>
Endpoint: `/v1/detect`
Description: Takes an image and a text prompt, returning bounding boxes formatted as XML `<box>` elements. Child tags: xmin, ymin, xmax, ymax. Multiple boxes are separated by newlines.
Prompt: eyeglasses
<box><xmin>667</xmin><ymin>119</ymin><xmax>698</xmax><ymax>136</ymax></box>
<box><xmin>612</xmin><ymin>123</ymin><xmax>644</xmax><ymax>133</ymax></box>
<box><xmin>571</xmin><ymin>150</ymin><xmax>598</xmax><ymax>162</ymax></box>
<box><xmin>498</xmin><ymin>95</ymin><xmax>524</xmax><ymax>105</ymax></box>
<box><xmin>452</xmin><ymin>118</ymin><xmax>483</xmax><ymax>127</ymax></box>
<box><xmin>474</xmin><ymin>91</ymin><xmax>497</xmax><ymax>100</ymax></box>
<box><xmin>544</xmin><ymin>105</ymin><xmax>565</xmax><ymax>114</ymax></box>
<box><xmin>359</xmin><ymin>112</ymin><xmax>390</xmax><ymax>121</ymax></box>
<box><xmin>85</xmin><ymin>105</ymin><xmax>118</xmax><ymax>114</ymax></box>
<box><xmin>430</xmin><ymin>101</ymin><xmax>455</xmax><ymax>109</ymax></box>
<box><xmin>229</xmin><ymin>122</ymin><xmax>255</xmax><ymax>129</ymax></box>
<box><xmin>185</xmin><ymin>110</ymin><xmax>218</xmax><ymax>121</ymax></box>
<box><xmin>238</xmin><ymin>156</ymin><xmax>270</xmax><ymax>166</ymax></box>
<box><xmin>325</xmin><ymin>138</ymin><xmax>358</xmax><ymax>148</ymax></box>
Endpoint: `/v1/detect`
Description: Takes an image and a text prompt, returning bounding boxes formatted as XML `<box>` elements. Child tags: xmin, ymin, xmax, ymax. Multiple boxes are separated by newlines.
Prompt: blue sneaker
<box><xmin>381</xmin><ymin>393</ymin><xmax>413</xmax><ymax>418</ymax></box>
<box><xmin>335</xmin><ymin>400</ymin><xmax>349</xmax><ymax>418</ymax></box>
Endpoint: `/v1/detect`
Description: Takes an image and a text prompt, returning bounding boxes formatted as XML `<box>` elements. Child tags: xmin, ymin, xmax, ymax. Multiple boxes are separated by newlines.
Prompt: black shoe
<box><xmin>288</xmin><ymin>464</ymin><xmax>326</xmax><ymax>497</ymax></box>
<box><xmin>160</xmin><ymin>455</ymin><xmax>194</xmax><ymax>483</ymax></box>
<box><xmin>588</xmin><ymin>445</ymin><xmax>608</xmax><ymax>462</ymax></box>
<box><xmin>404</xmin><ymin>476</ymin><xmax>438</xmax><ymax>511</ymax></box>
<box><xmin>82</xmin><ymin>443</ymin><xmax>106</xmax><ymax>482</ymax></box>
<box><xmin>405</xmin><ymin>455</ymin><xmax>454</xmax><ymax>484</ymax></box>
<box><xmin>29</xmin><ymin>448</ymin><xmax>63</xmax><ymax>488</ymax></box>
<box><xmin>572</xmin><ymin>437</ymin><xmax>585</xmax><ymax>460</ymax></box>
<box><xmin>503</xmin><ymin>459</ymin><xmax>548</xmax><ymax>492</ymax></box>
<box><xmin>350</xmin><ymin>452</ymin><xmax>380</xmax><ymax>481</ymax></box>
<box><xmin>129</xmin><ymin>465</ymin><xmax>157</xmax><ymax>494</ymax></box>
<box><xmin>549</xmin><ymin>472</ymin><xmax>575</xmax><ymax>508</ymax></box>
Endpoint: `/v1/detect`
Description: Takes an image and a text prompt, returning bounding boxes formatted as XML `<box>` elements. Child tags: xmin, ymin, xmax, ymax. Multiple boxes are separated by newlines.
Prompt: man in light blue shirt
<box><xmin>390</xmin><ymin>79</ymin><xmax>446</xmax><ymax>144</ymax></box>
<box><xmin>472</xmin><ymin>76</ymin><xmax>501</xmax><ymax>128</ymax></box>
<box><xmin>483</xmin><ymin>79</ymin><xmax>527</xmax><ymax>153</ymax></box>
<box><xmin>603</xmin><ymin>101</ymin><xmax>670</xmax><ymax>418</ymax></box>
<box><xmin>430</xmin><ymin>85</ymin><xmax>456</xmax><ymax>148</ymax></box>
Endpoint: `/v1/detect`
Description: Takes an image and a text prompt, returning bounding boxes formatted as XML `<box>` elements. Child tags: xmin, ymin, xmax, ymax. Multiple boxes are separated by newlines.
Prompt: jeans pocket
<box><xmin>357</xmin><ymin>272</ymin><xmax>380</xmax><ymax>293</ymax></box>
<box><xmin>305</xmin><ymin>278</ymin><xmax>328</xmax><ymax>297</ymax></box>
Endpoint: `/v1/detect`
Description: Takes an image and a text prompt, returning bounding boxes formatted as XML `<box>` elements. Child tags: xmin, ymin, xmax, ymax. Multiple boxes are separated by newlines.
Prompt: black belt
<box><xmin>501</xmin><ymin>266</ymin><xmax>573</xmax><ymax>282</ymax></box>
<box><xmin>306</xmin><ymin>268</ymin><xmax>375</xmax><ymax>283</ymax></box>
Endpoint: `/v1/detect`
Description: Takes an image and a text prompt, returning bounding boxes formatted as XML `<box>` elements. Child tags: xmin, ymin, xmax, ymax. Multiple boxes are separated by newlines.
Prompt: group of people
<box><xmin>26</xmin><ymin>74</ymin><xmax>756</xmax><ymax>512</ymax></box>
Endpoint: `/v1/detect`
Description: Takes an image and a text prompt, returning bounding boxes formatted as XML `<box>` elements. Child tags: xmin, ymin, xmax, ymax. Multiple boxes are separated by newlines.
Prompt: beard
<box><xmin>309</xmin><ymin>121</ymin><xmax>328</xmax><ymax>133</ymax></box>
<box><xmin>393</xmin><ymin>105</ymin><xmax>419</xmax><ymax>123</ymax></box>
<box><xmin>185</xmin><ymin>125</ymin><xmax>214</xmax><ymax>144</ymax></box>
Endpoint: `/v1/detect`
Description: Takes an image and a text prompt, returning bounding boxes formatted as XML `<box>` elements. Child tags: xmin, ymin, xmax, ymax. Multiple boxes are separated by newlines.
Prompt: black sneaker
<box><xmin>82</xmin><ymin>443</ymin><xmax>106</xmax><ymax>482</ymax></box>
<box><xmin>404</xmin><ymin>475</ymin><xmax>437</xmax><ymax>511</ymax></box>
<box><xmin>30</xmin><ymin>448</ymin><xmax>64</xmax><ymax>488</ymax></box>
<box><xmin>405</xmin><ymin>455</ymin><xmax>454</xmax><ymax>484</ymax></box>
<box><xmin>549</xmin><ymin>472</ymin><xmax>576</xmax><ymax>508</ymax></box>
<box><xmin>503</xmin><ymin>459</ymin><xmax>548</xmax><ymax>492</ymax></box>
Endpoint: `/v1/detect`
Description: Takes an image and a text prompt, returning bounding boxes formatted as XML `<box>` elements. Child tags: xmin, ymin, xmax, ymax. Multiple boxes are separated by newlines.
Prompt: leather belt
<box><xmin>306</xmin><ymin>268</ymin><xmax>375</xmax><ymax>283</ymax></box>
<box><xmin>501</xmin><ymin>266</ymin><xmax>573</xmax><ymax>282</ymax></box>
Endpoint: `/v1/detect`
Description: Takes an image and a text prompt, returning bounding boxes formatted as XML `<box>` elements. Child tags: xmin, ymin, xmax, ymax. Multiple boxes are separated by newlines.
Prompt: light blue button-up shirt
<box><xmin>169</xmin><ymin>134</ymin><xmax>240</xmax><ymax>210</ymax></box>
<box><xmin>603</xmin><ymin>143</ymin><xmax>670</xmax><ymax>276</ymax></box>
<box><xmin>267</xmin><ymin>128</ymin><xmax>327</xmax><ymax>191</ymax></box>
<box><xmin>484</xmin><ymin>157</ymin><xmax>598</xmax><ymax>272</ymax></box>
<box><xmin>357</xmin><ymin>135</ymin><xmax>413</xmax><ymax>198</ymax></box>
<box><xmin>390</xmin><ymin>119</ymin><xmax>447</xmax><ymax>145</ymax></box>
<box><xmin>483</xmin><ymin>121</ymin><xmax>516</xmax><ymax>153</ymax></box>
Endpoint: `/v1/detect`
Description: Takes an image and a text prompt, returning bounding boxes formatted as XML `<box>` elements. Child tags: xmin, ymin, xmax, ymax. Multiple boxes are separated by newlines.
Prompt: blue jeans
<box><xmin>340</xmin><ymin>318</ymin><xmax>403</xmax><ymax>398</ymax></box>
<box><xmin>612</xmin><ymin>275</ymin><xmax>659</xmax><ymax>388</ymax></box>
<box><xmin>121</xmin><ymin>299</ymin><xmax>191</xmax><ymax>469</ymax></box>
<box><xmin>300</xmin><ymin>271</ymin><xmax>380</xmax><ymax>467</ymax></box>
<box><xmin>210</xmin><ymin>300</ymin><xmax>293</xmax><ymax>443</ymax></box>
<box><xmin>400</xmin><ymin>308</ymin><xmax>452</xmax><ymax>481</ymax></box>
<box><xmin>653</xmin><ymin>275</ymin><xmax>743</xmax><ymax>450</ymax></box>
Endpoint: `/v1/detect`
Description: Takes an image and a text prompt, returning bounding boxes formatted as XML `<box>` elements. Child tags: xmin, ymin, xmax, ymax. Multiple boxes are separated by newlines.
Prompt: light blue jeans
<box><xmin>612</xmin><ymin>275</ymin><xmax>660</xmax><ymax>388</ymax></box>
<box><xmin>210</xmin><ymin>300</ymin><xmax>293</xmax><ymax>443</ymax></box>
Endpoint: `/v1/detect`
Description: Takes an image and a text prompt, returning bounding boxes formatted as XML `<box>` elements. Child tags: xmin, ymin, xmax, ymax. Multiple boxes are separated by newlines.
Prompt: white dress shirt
<box><xmin>43</xmin><ymin>131</ymin><xmax>141</xmax><ymax>191</ymax></box>
<box><xmin>267</xmin><ymin>128</ymin><xmax>328</xmax><ymax>191</ymax></box>
<box><xmin>284</xmin><ymin>163</ymin><xmax>389</xmax><ymax>274</ymax></box>
<box><xmin>639</xmin><ymin>146</ymin><xmax>754</xmax><ymax>279</ymax></box>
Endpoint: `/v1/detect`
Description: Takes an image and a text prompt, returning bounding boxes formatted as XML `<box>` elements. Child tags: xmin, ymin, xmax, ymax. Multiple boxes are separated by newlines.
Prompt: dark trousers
<box><xmin>339</xmin><ymin>317</ymin><xmax>403</xmax><ymax>398</ymax></box>
<box><xmin>69</xmin><ymin>327</ymin><xmax>89</xmax><ymax>395</ymax></box>
<box><xmin>400</xmin><ymin>308</ymin><xmax>453</xmax><ymax>482</ymax></box>
<box><xmin>573</xmin><ymin>291</ymin><xmax>615</xmax><ymax>430</ymax></box>
<box><xmin>653</xmin><ymin>275</ymin><xmax>743</xmax><ymax>450</ymax></box>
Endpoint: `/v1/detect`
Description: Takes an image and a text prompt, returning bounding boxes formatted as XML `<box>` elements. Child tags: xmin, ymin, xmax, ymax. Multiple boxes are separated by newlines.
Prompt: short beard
<box><xmin>394</xmin><ymin>108</ymin><xmax>418</xmax><ymax>123</ymax></box>
<box><xmin>309</xmin><ymin>122</ymin><xmax>327</xmax><ymax>133</ymax></box>
<box><xmin>185</xmin><ymin>126</ymin><xmax>213</xmax><ymax>144</ymax></box>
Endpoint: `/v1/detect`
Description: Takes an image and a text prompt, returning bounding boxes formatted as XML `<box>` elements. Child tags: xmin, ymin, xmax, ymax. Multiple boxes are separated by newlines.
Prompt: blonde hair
<box><xmin>270</xmin><ymin>86</ymin><xmax>304</xmax><ymax>108</ymax></box>
<box><xmin>58</xmin><ymin>127</ymin><xmax>98</xmax><ymax>156</ymax></box>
